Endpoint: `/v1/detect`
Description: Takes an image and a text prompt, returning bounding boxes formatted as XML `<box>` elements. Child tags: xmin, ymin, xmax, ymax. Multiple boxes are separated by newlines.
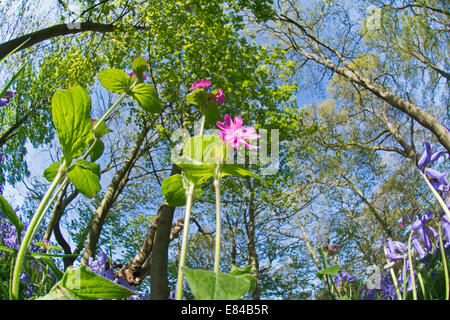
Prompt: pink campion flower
<box><xmin>216</xmin><ymin>114</ymin><xmax>260</xmax><ymax>150</ymax></box>
<box><xmin>215</xmin><ymin>89</ymin><xmax>225</xmax><ymax>105</ymax></box>
<box><xmin>189</xmin><ymin>79</ymin><xmax>212</xmax><ymax>90</ymax></box>
<box><xmin>129</xmin><ymin>72</ymin><xmax>147</xmax><ymax>81</ymax></box>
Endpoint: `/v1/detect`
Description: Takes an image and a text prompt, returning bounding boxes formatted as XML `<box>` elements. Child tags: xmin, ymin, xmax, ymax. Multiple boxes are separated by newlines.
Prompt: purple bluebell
<box><xmin>425</xmin><ymin>168</ymin><xmax>449</xmax><ymax>194</ymax></box>
<box><xmin>3</xmin><ymin>225</ymin><xmax>18</xmax><ymax>249</ymax></box>
<box><xmin>20</xmin><ymin>273</ymin><xmax>30</xmax><ymax>284</ymax></box>
<box><xmin>335</xmin><ymin>269</ymin><xmax>355</xmax><ymax>286</ymax></box>
<box><xmin>0</xmin><ymin>98</ymin><xmax>8</xmax><ymax>107</ymax></box>
<box><xmin>418</xmin><ymin>140</ymin><xmax>445</xmax><ymax>168</ymax></box>
<box><xmin>24</xmin><ymin>283</ymin><xmax>35</xmax><ymax>298</ymax></box>
<box><xmin>440</xmin><ymin>214</ymin><xmax>450</xmax><ymax>248</ymax></box>
<box><xmin>384</xmin><ymin>238</ymin><xmax>407</xmax><ymax>268</ymax></box>
<box><xmin>411</xmin><ymin>211</ymin><xmax>438</xmax><ymax>251</ymax></box>
<box><xmin>360</xmin><ymin>286</ymin><xmax>377</xmax><ymax>300</ymax></box>
<box><xmin>411</xmin><ymin>236</ymin><xmax>427</xmax><ymax>260</ymax></box>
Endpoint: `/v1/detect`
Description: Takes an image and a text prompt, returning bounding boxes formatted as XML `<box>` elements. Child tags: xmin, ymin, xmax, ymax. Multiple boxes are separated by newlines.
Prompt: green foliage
<box><xmin>98</xmin><ymin>68</ymin><xmax>132</xmax><ymax>94</ymax></box>
<box><xmin>36</xmin><ymin>265</ymin><xmax>136</xmax><ymax>300</ymax></box>
<box><xmin>67</xmin><ymin>160</ymin><xmax>101</xmax><ymax>198</ymax></box>
<box><xmin>51</xmin><ymin>86</ymin><xmax>94</xmax><ymax>164</ymax></box>
<box><xmin>0</xmin><ymin>195</ymin><xmax>23</xmax><ymax>236</ymax></box>
<box><xmin>184</xmin><ymin>268</ymin><xmax>254</xmax><ymax>300</ymax></box>
<box><xmin>129</xmin><ymin>83</ymin><xmax>162</xmax><ymax>113</ymax></box>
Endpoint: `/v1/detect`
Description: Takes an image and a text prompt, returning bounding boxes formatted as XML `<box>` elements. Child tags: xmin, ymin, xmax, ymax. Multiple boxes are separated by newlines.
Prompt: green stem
<box><xmin>407</xmin><ymin>232</ymin><xmax>417</xmax><ymax>300</ymax></box>
<box><xmin>438</xmin><ymin>224</ymin><xmax>449</xmax><ymax>300</ymax></box>
<box><xmin>176</xmin><ymin>183</ymin><xmax>195</xmax><ymax>300</ymax></box>
<box><xmin>213</xmin><ymin>167</ymin><xmax>222</xmax><ymax>274</ymax></box>
<box><xmin>417</xmin><ymin>272</ymin><xmax>426</xmax><ymax>300</ymax></box>
<box><xmin>10</xmin><ymin>163</ymin><xmax>66</xmax><ymax>300</ymax></box>
<box><xmin>199</xmin><ymin>115</ymin><xmax>205</xmax><ymax>137</ymax></box>
<box><xmin>93</xmin><ymin>80</ymin><xmax>136</xmax><ymax>134</ymax></box>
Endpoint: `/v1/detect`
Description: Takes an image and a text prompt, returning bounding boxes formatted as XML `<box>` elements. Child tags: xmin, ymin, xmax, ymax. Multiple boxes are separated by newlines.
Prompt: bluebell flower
<box><xmin>425</xmin><ymin>168</ymin><xmax>449</xmax><ymax>194</ymax></box>
<box><xmin>440</xmin><ymin>214</ymin><xmax>450</xmax><ymax>248</ymax></box>
<box><xmin>384</xmin><ymin>238</ymin><xmax>407</xmax><ymax>268</ymax></box>
<box><xmin>335</xmin><ymin>269</ymin><xmax>355</xmax><ymax>286</ymax></box>
<box><xmin>360</xmin><ymin>286</ymin><xmax>377</xmax><ymax>300</ymax></box>
<box><xmin>20</xmin><ymin>273</ymin><xmax>30</xmax><ymax>284</ymax></box>
<box><xmin>411</xmin><ymin>211</ymin><xmax>438</xmax><ymax>251</ymax></box>
<box><xmin>418</xmin><ymin>140</ymin><xmax>445</xmax><ymax>168</ymax></box>
<box><xmin>24</xmin><ymin>283</ymin><xmax>35</xmax><ymax>298</ymax></box>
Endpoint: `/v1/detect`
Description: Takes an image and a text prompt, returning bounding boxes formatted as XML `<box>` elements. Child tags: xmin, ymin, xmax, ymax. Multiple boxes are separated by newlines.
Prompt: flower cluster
<box><xmin>0</xmin><ymin>90</ymin><xmax>15</xmax><ymax>107</ymax></box>
<box><xmin>418</xmin><ymin>140</ymin><xmax>448</xmax><ymax>195</ymax></box>
<box><xmin>189</xmin><ymin>79</ymin><xmax>225</xmax><ymax>106</ymax></box>
<box><xmin>88</xmin><ymin>252</ymin><xmax>135</xmax><ymax>293</ymax></box>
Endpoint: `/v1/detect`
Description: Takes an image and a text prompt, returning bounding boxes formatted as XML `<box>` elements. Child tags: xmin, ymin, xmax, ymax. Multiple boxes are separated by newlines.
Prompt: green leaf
<box><xmin>36</xmin><ymin>265</ymin><xmax>135</xmax><ymax>300</ymax></box>
<box><xmin>179</xmin><ymin>135</ymin><xmax>225</xmax><ymax>165</ymax></box>
<box><xmin>97</xmin><ymin>68</ymin><xmax>132</xmax><ymax>94</ymax></box>
<box><xmin>184</xmin><ymin>268</ymin><xmax>251</xmax><ymax>300</ymax></box>
<box><xmin>186</xmin><ymin>88</ymin><xmax>207</xmax><ymax>106</ymax></box>
<box><xmin>51</xmin><ymin>86</ymin><xmax>94</xmax><ymax>164</ymax></box>
<box><xmin>0</xmin><ymin>195</ymin><xmax>23</xmax><ymax>235</ymax></box>
<box><xmin>130</xmin><ymin>83</ymin><xmax>161</xmax><ymax>113</ymax></box>
<box><xmin>131</xmin><ymin>56</ymin><xmax>148</xmax><ymax>76</ymax></box>
<box><xmin>43</xmin><ymin>162</ymin><xmax>60</xmax><ymax>183</ymax></box>
<box><xmin>317</xmin><ymin>265</ymin><xmax>341</xmax><ymax>278</ymax></box>
<box><xmin>161</xmin><ymin>174</ymin><xmax>187</xmax><ymax>207</ymax></box>
<box><xmin>0</xmin><ymin>62</ymin><xmax>27</xmax><ymax>100</ymax></box>
<box><xmin>93</xmin><ymin>120</ymin><xmax>113</xmax><ymax>138</ymax></box>
<box><xmin>221</xmin><ymin>164</ymin><xmax>262</xmax><ymax>181</ymax></box>
<box><xmin>230</xmin><ymin>264</ymin><xmax>256</xmax><ymax>293</ymax></box>
<box><xmin>67</xmin><ymin>160</ymin><xmax>101</xmax><ymax>198</ymax></box>
<box><xmin>89</xmin><ymin>139</ymin><xmax>105</xmax><ymax>162</ymax></box>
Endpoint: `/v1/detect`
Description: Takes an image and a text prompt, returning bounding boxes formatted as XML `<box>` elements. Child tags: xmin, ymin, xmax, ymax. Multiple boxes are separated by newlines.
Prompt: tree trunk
<box><xmin>150</xmin><ymin>164</ymin><xmax>180</xmax><ymax>300</ymax></box>
<box><xmin>80</xmin><ymin>127</ymin><xmax>149</xmax><ymax>265</ymax></box>
<box><xmin>245</xmin><ymin>178</ymin><xmax>260</xmax><ymax>300</ymax></box>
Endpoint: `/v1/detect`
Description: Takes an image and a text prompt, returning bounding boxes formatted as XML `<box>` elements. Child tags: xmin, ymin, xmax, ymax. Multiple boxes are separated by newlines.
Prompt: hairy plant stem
<box><xmin>11</xmin><ymin>163</ymin><xmax>66</xmax><ymax>300</ymax></box>
<box><xmin>213</xmin><ymin>166</ymin><xmax>222</xmax><ymax>274</ymax></box>
<box><xmin>438</xmin><ymin>224</ymin><xmax>449</xmax><ymax>300</ymax></box>
<box><xmin>175</xmin><ymin>183</ymin><xmax>195</xmax><ymax>300</ymax></box>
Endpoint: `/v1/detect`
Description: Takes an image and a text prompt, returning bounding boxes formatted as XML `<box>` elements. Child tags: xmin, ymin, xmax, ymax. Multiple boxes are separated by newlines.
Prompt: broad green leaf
<box><xmin>184</xmin><ymin>268</ymin><xmax>251</xmax><ymax>300</ymax></box>
<box><xmin>0</xmin><ymin>195</ymin><xmax>23</xmax><ymax>235</ymax></box>
<box><xmin>93</xmin><ymin>120</ymin><xmax>113</xmax><ymax>138</ymax></box>
<box><xmin>36</xmin><ymin>265</ymin><xmax>135</xmax><ymax>300</ymax></box>
<box><xmin>131</xmin><ymin>56</ymin><xmax>148</xmax><ymax>76</ymax></box>
<box><xmin>130</xmin><ymin>83</ymin><xmax>161</xmax><ymax>113</ymax></box>
<box><xmin>89</xmin><ymin>139</ymin><xmax>105</xmax><ymax>162</ymax></box>
<box><xmin>43</xmin><ymin>162</ymin><xmax>60</xmax><ymax>183</ymax></box>
<box><xmin>221</xmin><ymin>164</ymin><xmax>262</xmax><ymax>181</ymax></box>
<box><xmin>97</xmin><ymin>68</ymin><xmax>132</xmax><ymax>94</ymax></box>
<box><xmin>161</xmin><ymin>174</ymin><xmax>187</xmax><ymax>207</ymax></box>
<box><xmin>186</xmin><ymin>88</ymin><xmax>208</xmax><ymax>106</ymax></box>
<box><xmin>317</xmin><ymin>265</ymin><xmax>341</xmax><ymax>278</ymax></box>
<box><xmin>67</xmin><ymin>160</ymin><xmax>101</xmax><ymax>198</ymax></box>
<box><xmin>230</xmin><ymin>264</ymin><xmax>256</xmax><ymax>293</ymax></box>
<box><xmin>52</xmin><ymin>86</ymin><xmax>94</xmax><ymax>164</ymax></box>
